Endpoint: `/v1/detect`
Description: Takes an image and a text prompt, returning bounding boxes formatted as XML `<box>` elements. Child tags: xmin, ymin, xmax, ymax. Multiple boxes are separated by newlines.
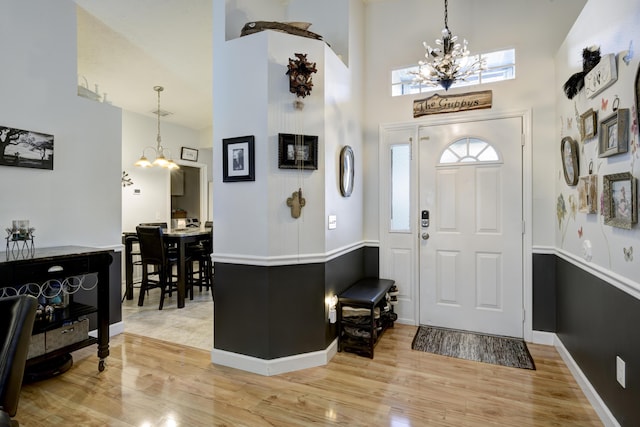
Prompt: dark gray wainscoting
<box><xmin>533</xmin><ymin>253</ymin><xmax>640</xmax><ymax>425</ymax></box>
<box><xmin>532</xmin><ymin>253</ymin><xmax>556</xmax><ymax>332</ymax></box>
<box><xmin>214</xmin><ymin>246</ymin><xmax>379</xmax><ymax>360</ymax></box>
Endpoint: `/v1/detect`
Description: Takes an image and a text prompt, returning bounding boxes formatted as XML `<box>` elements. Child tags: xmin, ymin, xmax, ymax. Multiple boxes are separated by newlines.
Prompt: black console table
<box><xmin>0</xmin><ymin>246</ymin><xmax>113</xmax><ymax>372</ymax></box>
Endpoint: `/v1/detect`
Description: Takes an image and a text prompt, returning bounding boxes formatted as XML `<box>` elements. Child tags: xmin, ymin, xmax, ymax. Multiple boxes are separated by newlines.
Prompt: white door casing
<box><xmin>418</xmin><ymin>116</ymin><xmax>524</xmax><ymax>338</ymax></box>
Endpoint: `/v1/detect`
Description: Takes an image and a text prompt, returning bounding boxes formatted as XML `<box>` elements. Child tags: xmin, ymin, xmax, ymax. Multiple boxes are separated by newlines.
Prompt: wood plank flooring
<box><xmin>16</xmin><ymin>324</ymin><xmax>602</xmax><ymax>426</ymax></box>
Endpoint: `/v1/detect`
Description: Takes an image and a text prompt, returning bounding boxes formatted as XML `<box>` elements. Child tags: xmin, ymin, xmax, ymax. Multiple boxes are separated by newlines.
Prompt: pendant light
<box><xmin>412</xmin><ymin>0</ymin><xmax>484</xmax><ymax>90</ymax></box>
<box><xmin>134</xmin><ymin>86</ymin><xmax>179</xmax><ymax>170</ymax></box>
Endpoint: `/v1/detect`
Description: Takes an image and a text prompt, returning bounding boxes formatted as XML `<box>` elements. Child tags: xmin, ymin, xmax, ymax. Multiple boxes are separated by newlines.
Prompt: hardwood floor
<box><xmin>16</xmin><ymin>324</ymin><xmax>601</xmax><ymax>426</ymax></box>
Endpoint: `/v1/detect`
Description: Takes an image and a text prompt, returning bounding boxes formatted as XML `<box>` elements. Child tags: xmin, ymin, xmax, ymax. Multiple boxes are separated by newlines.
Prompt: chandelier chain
<box><xmin>410</xmin><ymin>0</ymin><xmax>485</xmax><ymax>90</ymax></box>
<box><xmin>444</xmin><ymin>0</ymin><xmax>448</xmax><ymax>30</ymax></box>
<box><xmin>155</xmin><ymin>86</ymin><xmax>163</xmax><ymax>145</ymax></box>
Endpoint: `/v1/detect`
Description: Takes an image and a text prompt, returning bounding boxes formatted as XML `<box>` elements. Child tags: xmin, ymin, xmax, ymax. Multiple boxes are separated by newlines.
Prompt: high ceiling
<box><xmin>76</xmin><ymin>0</ymin><xmax>213</xmax><ymax>131</ymax></box>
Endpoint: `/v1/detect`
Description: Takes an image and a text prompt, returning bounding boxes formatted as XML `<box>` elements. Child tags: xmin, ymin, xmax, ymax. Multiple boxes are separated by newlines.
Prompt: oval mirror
<box><xmin>340</xmin><ymin>145</ymin><xmax>354</xmax><ymax>197</ymax></box>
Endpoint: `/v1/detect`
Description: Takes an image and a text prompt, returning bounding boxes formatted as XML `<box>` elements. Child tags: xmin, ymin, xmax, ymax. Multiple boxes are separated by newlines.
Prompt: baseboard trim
<box><xmin>554</xmin><ymin>335</ymin><xmax>620</xmax><ymax>427</ymax></box>
<box><xmin>89</xmin><ymin>321</ymin><xmax>124</xmax><ymax>339</ymax></box>
<box><xmin>211</xmin><ymin>339</ymin><xmax>338</xmax><ymax>376</ymax></box>
<box><xmin>530</xmin><ymin>330</ymin><xmax>555</xmax><ymax>346</ymax></box>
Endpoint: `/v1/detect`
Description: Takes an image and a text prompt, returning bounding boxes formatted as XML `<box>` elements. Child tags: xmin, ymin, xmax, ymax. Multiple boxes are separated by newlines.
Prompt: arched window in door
<box><xmin>438</xmin><ymin>137</ymin><xmax>501</xmax><ymax>165</ymax></box>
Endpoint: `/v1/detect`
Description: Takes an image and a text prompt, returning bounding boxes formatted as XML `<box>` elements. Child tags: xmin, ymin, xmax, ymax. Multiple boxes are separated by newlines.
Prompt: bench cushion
<box><xmin>339</xmin><ymin>278</ymin><xmax>395</xmax><ymax>307</ymax></box>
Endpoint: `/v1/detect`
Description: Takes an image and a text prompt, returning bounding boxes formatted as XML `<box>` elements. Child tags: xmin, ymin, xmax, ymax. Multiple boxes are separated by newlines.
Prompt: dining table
<box><xmin>122</xmin><ymin>226</ymin><xmax>211</xmax><ymax>309</ymax></box>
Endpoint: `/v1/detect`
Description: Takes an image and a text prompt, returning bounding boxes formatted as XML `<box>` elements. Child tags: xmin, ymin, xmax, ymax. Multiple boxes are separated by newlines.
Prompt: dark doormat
<box><xmin>411</xmin><ymin>325</ymin><xmax>536</xmax><ymax>370</ymax></box>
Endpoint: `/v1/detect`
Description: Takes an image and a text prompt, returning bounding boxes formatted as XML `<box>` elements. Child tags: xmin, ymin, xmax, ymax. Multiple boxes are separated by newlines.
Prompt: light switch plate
<box><xmin>328</xmin><ymin>215</ymin><xmax>337</xmax><ymax>230</ymax></box>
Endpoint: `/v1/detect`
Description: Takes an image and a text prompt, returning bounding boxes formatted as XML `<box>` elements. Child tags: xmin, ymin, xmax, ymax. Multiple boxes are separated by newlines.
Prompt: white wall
<box><xmin>121</xmin><ymin>110</ymin><xmax>208</xmax><ymax>232</ymax></box>
<box><xmin>287</xmin><ymin>0</ymin><xmax>350</xmax><ymax>66</ymax></box>
<box><xmin>362</xmin><ymin>0</ymin><xmax>587</xmax><ymax>247</ymax></box>
<box><xmin>215</xmin><ymin>0</ymin><xmax>364</xmax><ymax>261</ymax></box>
<box><xmin>0</xmin><ymin>0</ymin><xmax>121</xmax><ymax>249</ymax></box>
<box><xmin>555</xmin><ymin>0</ymin><xmax>640</xmax><ymax>282</ymax></box>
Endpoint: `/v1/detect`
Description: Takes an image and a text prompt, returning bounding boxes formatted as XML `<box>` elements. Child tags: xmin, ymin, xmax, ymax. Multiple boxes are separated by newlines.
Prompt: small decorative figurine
<box><xmin>287</xmin><ymin>188</ymin><xmax>306</xmax><ymax>219</ymax></box>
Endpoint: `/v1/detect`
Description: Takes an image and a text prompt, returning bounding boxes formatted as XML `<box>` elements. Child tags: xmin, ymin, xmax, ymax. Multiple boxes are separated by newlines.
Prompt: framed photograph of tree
<box><xmin>0</xmin><ymin>125</ymin><xmax>54</xmax><ymax>170</ymax></box>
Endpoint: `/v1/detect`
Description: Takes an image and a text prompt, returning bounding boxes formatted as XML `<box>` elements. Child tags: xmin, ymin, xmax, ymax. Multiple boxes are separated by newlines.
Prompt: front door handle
<box><xmin>421</xmin><ymin>232</ymin><xmax>430</xmax><ymax>240</ymax></box>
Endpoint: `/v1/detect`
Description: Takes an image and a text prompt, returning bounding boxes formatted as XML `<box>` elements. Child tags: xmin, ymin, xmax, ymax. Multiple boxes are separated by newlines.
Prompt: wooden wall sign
<box><xmin>584</xmin><ymin>53</ymin><xmax>617</xmax><ymax>99</ymax></box>
<box><xmin>413</xmin><ymin>90</ymin><xmax>492</xmax><ymax>117</ymax></box>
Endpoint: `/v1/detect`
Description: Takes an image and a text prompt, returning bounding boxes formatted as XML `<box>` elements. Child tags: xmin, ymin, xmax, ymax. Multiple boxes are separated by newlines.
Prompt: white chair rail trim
<box><xmin>212</xmin><ymin>240</ymin><xmax>376</xmax><ymax>266</ymax></box>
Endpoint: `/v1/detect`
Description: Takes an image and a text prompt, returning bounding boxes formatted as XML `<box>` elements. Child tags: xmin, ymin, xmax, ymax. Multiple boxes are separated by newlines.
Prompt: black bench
<box><xmin>337</xmin><ymin>278</ymin><xmax>395</xmax><ymax>358</ymax></box>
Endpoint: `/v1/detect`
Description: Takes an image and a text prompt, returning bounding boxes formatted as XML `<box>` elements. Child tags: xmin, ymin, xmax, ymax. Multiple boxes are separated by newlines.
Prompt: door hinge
<box><xmin>522</xmin><ymin>308</ymin><xmax>526</xmax><ymax>322</ymax></box>
<box><xmin>521</xmin><ymin>134</ymin><xmax>525</xmax><ymax>147</ymax></box>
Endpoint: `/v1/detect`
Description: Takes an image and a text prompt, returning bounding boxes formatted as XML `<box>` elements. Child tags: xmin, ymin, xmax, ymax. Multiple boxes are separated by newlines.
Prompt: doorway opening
<box><xmin>171</xmin><ymin>165</ymin><xmax>201</xmax><ymax>226</ymax></box>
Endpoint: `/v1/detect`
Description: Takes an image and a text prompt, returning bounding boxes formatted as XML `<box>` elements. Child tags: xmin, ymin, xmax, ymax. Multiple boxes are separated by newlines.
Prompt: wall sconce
<box><xmin>326</xmin><ymin>294</ymin><xmax>338</xmax><ymax>324</ymax></box>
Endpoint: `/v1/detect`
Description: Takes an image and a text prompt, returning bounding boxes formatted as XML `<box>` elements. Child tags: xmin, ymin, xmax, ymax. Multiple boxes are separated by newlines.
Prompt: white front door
<box><xmin>418</xmin><ymin>117</ymin><xmax>523</xmax><ymax>337</ymax></box>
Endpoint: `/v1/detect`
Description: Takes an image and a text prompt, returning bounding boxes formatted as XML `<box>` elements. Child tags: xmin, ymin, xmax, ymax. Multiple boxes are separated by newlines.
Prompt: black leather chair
<box><xmin>0</xmin><ymin>295</ymin><xmax>38</xmax><ymax>427</ymax></box>
<box><xmin>139</xmin><ymin>222</ymin><xmax>168</xmax><ymax>228</ymax></box>
<box><xmin>136</xmin><ymin>226</ymin><xmax>179</xmax><ymax>310</ymax></box>
<box><xmin>187</xmin><ymin>225</ymin><xmax>213</xmax><ymax>298</ymax></box>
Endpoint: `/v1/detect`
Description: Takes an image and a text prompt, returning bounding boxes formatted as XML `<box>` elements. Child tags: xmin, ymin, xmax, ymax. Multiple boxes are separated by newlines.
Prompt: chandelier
<box><xmin>412</xmin><ymin>0</ymin><xmax>484</xmax><ymax>91</ymax></box>
<box><xmin>134</xmin><ymin>86</ymin><xmax>179</xmax><ymax>169</ymax></box>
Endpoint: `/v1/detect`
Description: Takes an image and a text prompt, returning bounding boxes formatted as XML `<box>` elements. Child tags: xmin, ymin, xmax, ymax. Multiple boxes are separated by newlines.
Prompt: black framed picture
<box><xmin>180</xmin><ymin>146</ymin><xmax>198</xmax><ymax>162</ymax></box>
<box><xmin>0</xmin><ymin>125</ymin><xmax>54</xmax><ymax>170</ymax></box>
<box><xmin>278</xmin><ymin>133</ymin><xmax>318</xmax><ymax>170</ymax></box>
<box><xmin>222</xmin><ymin>136</ymin><xmax>255</xmax><ymax>182</ymax></box>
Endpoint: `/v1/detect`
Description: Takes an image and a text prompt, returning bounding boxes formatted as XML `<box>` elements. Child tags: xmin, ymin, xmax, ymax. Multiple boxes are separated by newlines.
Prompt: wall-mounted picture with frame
<box><xmin>598</xmin><ymin>108</ymin><xmax>629</xmax><ymax>158</ymax></box>
<box><xmin>278</xmin><ymin>133</ymin><xmax>318</xmax><ymax>170</ymax></box>
<box><xmin>222</xmin><ymin>135</ymin><xmax>255</xmax><ymax>182</ymax></box>
<box><xmin>0</xmin><ymin>125</ymin><xmax>54</xmax><ymax>170</ymax></box>
<box><xmin>635</xmin><ymin>62</ymin><xmax>640</xmax><ymax>141</ymax></box>
<box><xmin>577</xmin><ymin>174</ymin><xmax>597</xmax><ymax>214</ymax></box>
<box><xmin>561</xmin><ymin>136</ymin><xmax>579</xmax><ymax>186</ymax></box>
<box><xmin>579</xmin><ymin>108</ymin><xmax>597</xmax><ymax>141</ymax></box>
<box><xmin>603</xmin><ymin>172</ymin><xmax>637</xmax><ymax>229</ymax></box>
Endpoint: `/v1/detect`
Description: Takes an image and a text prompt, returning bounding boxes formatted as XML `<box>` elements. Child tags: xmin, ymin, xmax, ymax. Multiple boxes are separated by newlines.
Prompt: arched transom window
<box><xmin>438</xmin><ymin>137</ymin><xmax>501</xmax><ymax>165</ymax></box>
